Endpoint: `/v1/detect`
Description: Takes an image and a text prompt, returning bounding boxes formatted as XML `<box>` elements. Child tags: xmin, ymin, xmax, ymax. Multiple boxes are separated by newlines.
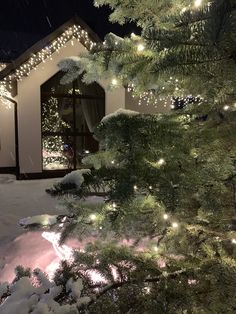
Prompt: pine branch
<box><xmin>80</xmin><ymin>269</ymin><xmax>187</xmax><ymax>309</ymax></box>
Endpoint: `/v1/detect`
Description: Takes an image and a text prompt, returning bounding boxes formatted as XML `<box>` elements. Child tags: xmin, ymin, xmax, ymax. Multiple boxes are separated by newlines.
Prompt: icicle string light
<box><xmin>0</xmin><ymin>24</ymin><xmax>96</xmax><ymax>90</ymax></box>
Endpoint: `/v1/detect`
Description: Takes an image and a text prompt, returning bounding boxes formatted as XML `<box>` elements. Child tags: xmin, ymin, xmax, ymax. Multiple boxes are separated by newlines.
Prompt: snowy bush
<box><xmin>0</xmin><ymin>269</ymin><xmax>91</xmax><ymax>314</ymax></box>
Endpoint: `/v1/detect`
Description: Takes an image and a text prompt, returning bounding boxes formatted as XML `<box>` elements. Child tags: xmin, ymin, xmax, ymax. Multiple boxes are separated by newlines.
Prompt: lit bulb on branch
<box><xmin>223</xmin><ymin>105</ymin><xmax>229</xmax><ymax>111</ymax></box>
<box><xmin>152</xmin><ymin>245</ymin><xmax>159</xmax><ymax>252</ymax></box>
<box><xmin>89</xmin><ymin>214</ymin><xmax>97</xmax><ymax>221</ymax></box>
<box><xmin>157</xmin><ymin>158</ymin><xmax>166</xmax><ymax>166</ymax></box>
<box><xmin>172</xmin><ymin>222</ymin><xmax>179</xmax><ymax>228</ymax></box>
<box><xmin>231</xmin><ymin>238</ymin><xmax>236</xmax><ymax>244</ymax></box>
<box><xmin>111</xmin><ymin>78</ymin><xmax>118</xmax><ymax>86</ymax></box>
<box><xmin>137</xmin><ymin>43</ymin><xmax>145</xmax><ymax>52</ymax></box>
<box><xmin>194</xmin><ymin>0</ymin><xmax>203</xmax><ymax>8</ymax></box>
<box><xmin>163</xmin><ymin>214</ymin><xmax>169</xmax><ymax>220</ymax></box>
<box><xmin>133</xmin><ymin>185</ymin><xmax>138</xmax><ymax>191</ymax></box>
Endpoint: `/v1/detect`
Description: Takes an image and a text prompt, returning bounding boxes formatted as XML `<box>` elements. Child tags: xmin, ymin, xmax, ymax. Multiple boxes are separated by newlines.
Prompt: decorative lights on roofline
<box><xmin>1</xmin><ymin>24</ymin><xmax>96</xmax><ymax>88</ymax></box>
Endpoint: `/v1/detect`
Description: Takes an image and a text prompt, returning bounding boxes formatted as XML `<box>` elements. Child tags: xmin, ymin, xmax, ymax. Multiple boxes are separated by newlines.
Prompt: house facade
<box><xmin>0</xmin><ymin>17</ymin><xmax>167</xmax><ymax>179</ymax></box>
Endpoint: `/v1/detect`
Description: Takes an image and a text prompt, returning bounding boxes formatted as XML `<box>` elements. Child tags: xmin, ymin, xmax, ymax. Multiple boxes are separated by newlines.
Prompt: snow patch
<box><xmin>101</xmin><ymin>108</ymin><xmax>139</xmax><ymax>124</ymax></box>
<box><xmin>61</xmin><ymin>169</ymin><xmax>91</xmax><ymax>188</ymax></box>
<box><xmin>19</xmin><ymin>214</ymin><xmax>58</xmax><ymax>227</ymax></box>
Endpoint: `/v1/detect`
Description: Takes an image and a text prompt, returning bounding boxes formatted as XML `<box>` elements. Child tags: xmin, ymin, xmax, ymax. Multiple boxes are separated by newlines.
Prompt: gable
<box><xmin>0</xmin><ymin>16</ymin><xmax>101</xmax><ymax>96</ymax></box>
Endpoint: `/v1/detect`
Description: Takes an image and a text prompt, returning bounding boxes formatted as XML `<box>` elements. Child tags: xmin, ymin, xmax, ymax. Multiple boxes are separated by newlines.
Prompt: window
<box><xmin>41</xmin><ymin>71</ymin><xmax>105</xmax><ymax>170</ymax></box>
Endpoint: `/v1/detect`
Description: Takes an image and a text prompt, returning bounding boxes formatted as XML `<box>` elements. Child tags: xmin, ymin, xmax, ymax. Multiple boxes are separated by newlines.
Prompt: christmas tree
<box><xmin>42</xmin><ymin>96</ymin><xmax>71</xmax><ymax>169</ymax></box>
<box><xmin>1</xmin><ymin>0</ymin><xmax>236</xmax><ymax>313</ymax></box>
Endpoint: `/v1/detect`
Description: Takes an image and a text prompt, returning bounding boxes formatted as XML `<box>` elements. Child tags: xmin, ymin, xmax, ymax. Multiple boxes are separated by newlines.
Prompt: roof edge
<box><xmin>0</xmin><ymin>15</ymin><xmax>102</xmax><ymax>81</ymax></box>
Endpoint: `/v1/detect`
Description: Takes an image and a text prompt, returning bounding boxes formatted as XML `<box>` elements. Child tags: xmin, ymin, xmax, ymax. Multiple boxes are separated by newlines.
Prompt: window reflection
<box><xmin>41</xmin><ymin>72</ymin><xmax>105</xmax><ymax>170</ymax></box>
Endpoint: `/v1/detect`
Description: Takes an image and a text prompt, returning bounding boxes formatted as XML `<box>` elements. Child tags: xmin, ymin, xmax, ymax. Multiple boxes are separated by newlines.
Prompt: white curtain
<box><xmin>81</xmin><ymin>99</ymin><xmax>104</xmax><ymax>139</ymax></box>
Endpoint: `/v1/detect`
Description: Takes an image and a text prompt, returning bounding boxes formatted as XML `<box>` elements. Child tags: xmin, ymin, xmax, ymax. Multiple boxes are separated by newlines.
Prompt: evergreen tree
<box><xmin>1</xmin><ymin>1</ymin><xmax>236</xmax><ymax>313</ymax></box>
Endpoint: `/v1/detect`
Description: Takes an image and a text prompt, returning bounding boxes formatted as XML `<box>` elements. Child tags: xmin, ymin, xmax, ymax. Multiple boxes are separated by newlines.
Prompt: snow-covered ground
<box><xmin>0</xmin><ymin>175</ymin><xmax>61</xmax><ymax>244</ymax></box>
<box><xmin>0</xmin><ymin>175</ymin><xmax>63</xmax><ymax>282</ymax></box>
<box><xmin>0</xmin><ymin>174</ymin><xmax>104</xmax><ymax>283</ymax></box>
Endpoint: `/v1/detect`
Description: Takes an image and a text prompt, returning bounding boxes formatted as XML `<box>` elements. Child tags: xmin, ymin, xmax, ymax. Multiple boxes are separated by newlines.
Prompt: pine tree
<box><xmin>2</xmin><ymin>1</ymin><xmax>236</xmax><ymax>313</ymax></box>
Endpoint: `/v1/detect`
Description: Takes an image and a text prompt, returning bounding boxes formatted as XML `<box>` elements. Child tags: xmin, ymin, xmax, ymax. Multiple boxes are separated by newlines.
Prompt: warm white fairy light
<box><xmin>194</xmin><ymin>0</ymin><xmax>203</xmax><ymax>8</ymax></box>
<box><xmin>223</xmin><ymin>105</ymin><xmax>229</xmax><ymax>111</ymax></box>
<box><xmin>137</xmin><ymin>43</ymin><xmax>145</xmax><ymax>52</ymax></box>
<box><xmin>163</xmin><ymin>214</ymin><xmax>169</xmax><ymax>220</ymax></box>
<box><xmin>153</xmin><ymin>245</ymin><xmax>159</xmax><ymax>252</ymax></box>
<box><xmin>157</xmin><ymin>158</ymin><xmax>166</xmax><ymax>166</ymax></box>
<box><xmin>231</xmin><ymin>238</ymin><xmax>236</xmax><ymax>244</ymax></box>
<box><xmin>172</xmin><ymin>222</ymin><xmax>179</xmax><ymax>228</ymax></box>
<box><xmin>143</xmin><ymin>286</ymin><xmax>151</xmax><ymax>294</ymax></box>
<box><xmin>111</xmin><ymin>78</ymin><xmax>118</xmax><ymax>86</ymax></box>
<box><xmin>89</xmin><ymin>214</ymin><xmax>97</xmax><ymax>221</ymax></box>
<box><xmin>1</xmin><ymin>24</ymin><xmax>95</xmax><ymax>87</ymax></box>
<box><xmin>133</xmin><ymin>185</ymin><xmax>138</xmax><ymax>191</ymax></box>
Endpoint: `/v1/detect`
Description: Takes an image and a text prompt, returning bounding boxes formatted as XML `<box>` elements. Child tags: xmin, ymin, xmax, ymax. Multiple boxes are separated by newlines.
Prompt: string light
<box><xmin>133</xmin><ymin>185</ymin><xmax>138</xmax><ymax>191</ymax></box>
<box><xmin>163</xmin><ymin>214</ymin><xmax>169</xmax><ymax>220</ymax></box>
<box><xmin>157</xmin><ymin>158</ymin><xmax>166</xmax><ymax>166</ymax></box>
<box><xmin>172</xmin><ymin>222</ymin><xmax>179</xmax><ymax>228</ymax></box>
<box><xmin>111</xmin><ymin>78</ymin><xmax>118</xmax><ymax>86</ymax></box>
<box><xmin>231</xmin><ymin>239</ymin><xmax>236</xmax><ymax>244</ymax></box>
<box><xmin>152</xmin><ymin>245</ymin><xmax>159</xmax><ymax>252</ymax></box>
<box><xmin>223</xmin><ymin>105</ymin><xmax>229</xmax><ymax>111</ymax></box>
<box><xmin>137</xmin><ymin>44</ymin><xmax>145</xmax><ymax>52</ymax></box>
<box><xmin>89</xmin><ymin>214</ymin><xmax>97</xmax><ymax>221</ymax></box>
<box><xmin>0</xmin><ymin>24</ymin><xmax>95</xmax><ymax>94</ymax></box>
<box><xmin>194</xmin><ymin>0</ymin><xmax>203</xmax><ymax>8</ymax></box>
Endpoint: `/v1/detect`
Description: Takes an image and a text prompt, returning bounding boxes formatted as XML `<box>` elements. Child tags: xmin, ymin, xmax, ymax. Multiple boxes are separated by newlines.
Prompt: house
<box><xmin>0</xmin><ymin>16</ymin><xmax>167</xmax><ymax>179</ymax></box>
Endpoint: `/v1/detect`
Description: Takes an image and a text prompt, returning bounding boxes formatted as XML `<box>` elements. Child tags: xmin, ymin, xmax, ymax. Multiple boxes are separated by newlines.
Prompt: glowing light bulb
<box><xmin>149</xmin><ymin>185</ymin><xmax>153</xmax><ymax>190</ymax></box>
<box><xmin>223</xmin><ymin>105</ymin><xmax>229</xmax><ymax>111</ymax></box>
<box><xmin>158</xmin><ymin>158</ymin><xmax>166</xmax><ymax>166</ymax></box>
<box><xmin>111</xmin><ymin>78</ymin><xmax>118</xmax><ymax>85</ymax></box>
<box><xmin>133</xmin><ymin>185</ymin><xmax>138</xmax><ymax>191</ymax></box>
<box><xmin>172</xmin><ymin>222</ymin><xmax>178</xmax><ymax>228</ymax></box>
<box><xmin>112</xmin><ymin>202</ymin><xmax>117</xmax><ymax>209</ymax></box>
<box><xmin>153</xmin><ymin>245</ymin><xmax>159</xmax><ymax>252</ymax></box>
<box><xmin>194</xmin><ymin>0</ymin><xmax>202</xmax><ymax>8</ymax></box>
<box><xmin>144</xmin><ymin>287</ymin><xmax>151</xmax><ymax>294</ymax></box>
<box><xmin>163</xmin><ymin>214</ymin><xmax>169</xmax><ymax>220</ymax></box>
<box><xmin>89</xmin><ymin>214</ymin><xmax>97</xmax><ymax>221</ymax></box>
<box><xmin>137</xmin><ymin>44</ymin><xmax>145</xmax><ymax>52</ymax></box>
<box><xmin>231</xmin><ymin>238</ymin><xmax>236</xmax><ymax>244</ymax></box>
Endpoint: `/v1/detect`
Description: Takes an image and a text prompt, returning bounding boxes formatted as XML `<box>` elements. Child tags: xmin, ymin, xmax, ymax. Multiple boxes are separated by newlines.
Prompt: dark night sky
<box><xmin>0</xmin><ymin>0</ymin><xmax>138</xmax><ymax>62</ymax></box>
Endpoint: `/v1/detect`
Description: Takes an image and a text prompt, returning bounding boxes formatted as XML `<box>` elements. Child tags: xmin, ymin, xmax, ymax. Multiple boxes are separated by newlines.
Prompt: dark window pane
<box><xmin>75</xmin><ymin>135</ymin><xmax>99</xmax><ymax>167</ymax></box>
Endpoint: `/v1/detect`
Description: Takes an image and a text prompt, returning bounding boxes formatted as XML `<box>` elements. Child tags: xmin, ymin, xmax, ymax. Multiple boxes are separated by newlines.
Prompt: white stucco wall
<box><xmin>17</xmin><ymin>38</ymin><xmax>125</xmax><ymax>174</ymax></box>
<box><xmin>0</xmin><ymin>100</ymin><xmax>15</xmax><ymax>167</ymax></box>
